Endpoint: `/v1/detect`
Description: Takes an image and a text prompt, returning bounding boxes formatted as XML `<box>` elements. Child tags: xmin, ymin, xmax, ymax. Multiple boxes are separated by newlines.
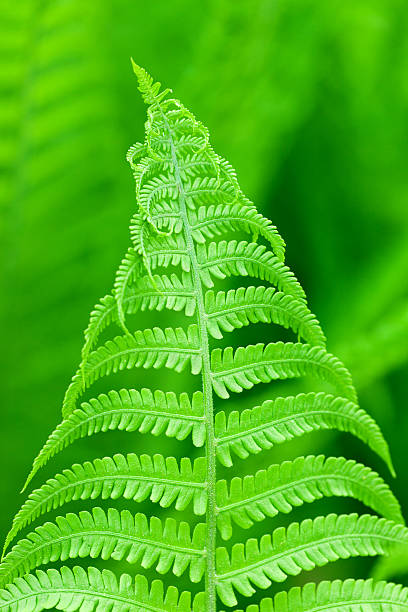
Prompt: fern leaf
<box><xmin>198</xmin><ymin>241</ymin><xmax>305</xmax><ymax>298</ymax></box>
<box><xmin>113</xmin><ymin>247</ymin><xmax>140</xmax><ymax>329</ymax></box>
<box><xmin>64</xmin><ymin>325</ymin><xmax>202</xmax><ymax>416</ymax></box>
<box><xmin>211</xmin><ymin>342</ymin><xmax>356</xmax><ymax>400</ymax></box>
<box><xmin>138</xmin><ymin>176</ymin><xmax>179</xmax><ymax>220</ymax></box>
<box><xmin>126</xmin><ymin>141</ymin><xmax>146</xmax><ymax>166</ymax></box>
<box><xmin>215</xmin><ymin>514</ymin><xmax>408</xmax><ymax>606</ymax></box>
<box><xmin>4</xmin><ymin>455</ymin><xmax>206</xmax><ymax>554</ymax></box>
<box><xmin>205</xmin><ymin>287</ymin><xmax>325</xmax><ymax>344</ymax></box>
<box><xmin>232</xmin><ymin>579</ymin><xmax>408</xmax><ymax>612</ymax></box>
<box><xmin>81</xmin><ymin>272</ymin><xmax>196</xmax><ymax>362</ymax></box>
<box><xmin>23</xmin><ymin>389</ymin><xmax>205</xmax><ymax>491</ymax></box>
<box><xmin>214</xmin><ymin>392</ymin><xmax>394</xmax><ymax>472</ymax></box>
<box><xmin>190</xmin><ymin>204</ymin><xmax>285</xmax><ymax>261</ymax></box>
<box><xmin>139</xmin><ymin>227</ymin><xmax>190</xmax><ymax>273</ymax></box>
<box><xmin>0</xmin><ymin>508</ymin><xmax>206</xmax><ymax>587</ymax></box>
<box><xmin>0</xmin><ymin>565</ymin><xmax>201</xmax><ymax>611</ymax></box>
<box><xmin>216</xmin><ymin>455</ymin><xmax>403</xmax><ymax>540</ymax></box>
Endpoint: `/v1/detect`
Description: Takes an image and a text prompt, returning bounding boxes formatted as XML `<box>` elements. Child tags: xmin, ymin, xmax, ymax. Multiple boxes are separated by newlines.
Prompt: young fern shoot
<box><xmin>0</xmin><ymin>64</ymin><xmax>407</xmax><ymax>611</ymax></box>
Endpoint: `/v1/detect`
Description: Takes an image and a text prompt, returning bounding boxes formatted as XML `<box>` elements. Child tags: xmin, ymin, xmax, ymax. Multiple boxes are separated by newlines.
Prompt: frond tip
<box><xmin>131</xmin><ymin>59</ymin><xmax>171</xmax><ymax>105</ymax></box>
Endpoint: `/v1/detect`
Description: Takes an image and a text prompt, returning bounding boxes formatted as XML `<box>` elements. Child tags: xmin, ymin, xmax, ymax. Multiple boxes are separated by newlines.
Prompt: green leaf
<box><xmin>231</xmin><ymin>579</ymin><xmax>408</xmax><ymax>611</ymax></box>
<box><xmin>140</xmin><ymin>226</ymin><xmax>190</xmax><ymax>273</ymax></box>
<box><xmin>114</xmin><ymin>247</ymin><xmax>140</xmax><ymax>329</ymax></box>
<box><xmin>205</xmin><ymin>286</ymin><xmax>325</xmax><ymax>344</ymax></box>
<box><xmin>197</xmin><ymin>240</ymin><xmax>305</xmax><ymax>298</ymax></box>
<box><xmin>0</xmin><ymin>508</ymin><xmax>206</xmax><ymax>587</ymax></box>
<box><xmin>0</xmin><ymin>565</ymin><xmax>200</xmax><ymax>611</ymax></box>
<box><xmin>216</xmin><ymin>455</ymin><xmax>403</xmax><ymax>540</ymax></box>
<box><xmin>81</xmin><ymin>271</ymin><xmax>196</xmax><ymax>363</ymax></box>
<box><xmin>3</xmin><ymin>454</ymin><xmax>206</xmax><ymax>555</ymax></box>
<box><xmin>211</xmin><ymin>342</ymin><xmax>357</xmax><ymax>401</ymax></box>
<box><xmin>23</xmin><ymin>389</ymin><xmax>205</xmax><ymax>491</ymax></box>
<box><xmin>215</xmin><ymin>514</ymin><xmax>408</xmax><ymax>606</ymax></box>
<box><xmin>189</xmin><ymin>203</ymin><xmax>285</xmax><ymax>261</ymax></box>
<box><xmin>214</xmin><ymin>391</ymin><xmax>394</xmax><ymax>473</ymax></box>
<box><xmin>63</xmin><ymin>325</ymin><xmax>202</xmax><ymax>417</ymax></box>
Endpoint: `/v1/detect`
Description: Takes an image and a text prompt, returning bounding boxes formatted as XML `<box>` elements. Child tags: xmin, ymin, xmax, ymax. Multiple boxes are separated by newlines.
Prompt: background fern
<box><xmin>1</xmin><ymin>0</ymin><xmax>408</xmax><ymax>605</ymax></box>
<box><xmin>0</xmin><ymin>64</ymin><xmax>407</xmax><ymax>610</ymax></box>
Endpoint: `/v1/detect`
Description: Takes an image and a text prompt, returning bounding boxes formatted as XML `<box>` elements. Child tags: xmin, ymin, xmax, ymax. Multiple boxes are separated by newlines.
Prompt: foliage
<box><xmin>0</xmin><ymin>65</ymin><xmax>406</xmax><ymax>611</ymax></box>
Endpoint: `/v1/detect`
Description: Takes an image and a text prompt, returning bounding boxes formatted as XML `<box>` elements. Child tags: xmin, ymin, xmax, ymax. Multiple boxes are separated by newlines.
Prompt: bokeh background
<box><xmin>1</xmin><ymin>0</ymin><xmax>408</xmax><ymax>597</ymax></box>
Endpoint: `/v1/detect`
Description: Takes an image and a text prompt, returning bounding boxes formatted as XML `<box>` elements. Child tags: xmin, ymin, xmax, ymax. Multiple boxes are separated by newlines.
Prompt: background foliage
<box><xmin>1</xmin><ymin>0</ymin><xmax>408</xmax><ymax>594</ymax></box>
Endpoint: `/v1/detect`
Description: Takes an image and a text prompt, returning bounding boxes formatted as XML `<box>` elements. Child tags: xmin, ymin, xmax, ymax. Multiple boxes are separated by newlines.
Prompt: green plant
<box><xmin>0</xmin><ymin>64</ymin><xmax>407</xmax><ymax>611</ymax></box>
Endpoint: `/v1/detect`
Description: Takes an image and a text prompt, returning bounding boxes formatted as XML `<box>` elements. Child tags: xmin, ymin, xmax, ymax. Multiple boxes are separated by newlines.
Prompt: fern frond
<box><xmin>23</xmin><ymin>389</ymin><xmax>205</xmax><ymax>491</ymax></box>
<box><xmin>64</xmin><ymin>325</ymin><xmax>202</xmax><ymax>416</ymax></box>
<box><xmin>0</xmin><ymin>508</ymin><xmax>206</xmax><ymax>587</ymax></box>
<box><xmin>4</xmin><ymin>455</ymin><xmax>206</xmax><ymax>554</ymax></box>
<box><xmin>2</xmin><ymin>65</ymin><xmax>403</xmax><ymax>611</ymax></box>
<box><xmin>0</xmin><ymin>566</ymin><xmax>202</xmax><ymax>611</ymax></box>
<box><xmin>211</xmin><ymin>342</ymin><xmax>356</xmax><ymax>400</ymax></box>
<box><xmin>190</xmin><ymin>204</ymin><xmax>285</xmax><ymax>261</ymax></box>
<box><xmin>205</xmin><ymin>287</ymin><xmax>325</xmax><ymax>344</ymax></box>
<box><xmin>232</xmin><ymin>579</ymin><xmax>408</xmax><ymax>611</ymax></box>
<box><xmin>215</xmin><ymin>514</ymin><xmax>408</xmax><ymax>606</ymax></box>
<box><xmin>216</xmin><ymin>455</ymin><xmax>403</xmax><ymax>540</ymax></box>
<box><xmin>214</xmin><ymin>392</ymin><xmax>394</xmax><ymax>472</ymax></box>
<box><xmin>198</xmin><ymin>241</ymin><xmax>305</xmax><ymax>298</ymax></box>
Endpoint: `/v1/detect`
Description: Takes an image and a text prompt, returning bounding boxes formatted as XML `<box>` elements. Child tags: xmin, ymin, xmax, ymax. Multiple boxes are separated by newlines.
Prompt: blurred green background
<box><xmin>1</xmin><ymin>0</ymin><xmax>408</xmax><ymax>595</ymax></box>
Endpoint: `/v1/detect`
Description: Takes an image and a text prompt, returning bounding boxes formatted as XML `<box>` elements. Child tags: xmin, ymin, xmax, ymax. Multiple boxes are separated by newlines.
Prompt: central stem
<box><xmin>160</xmin><ymin>111</ymin><xmax>217</xmax><ymax>611</ymax></box>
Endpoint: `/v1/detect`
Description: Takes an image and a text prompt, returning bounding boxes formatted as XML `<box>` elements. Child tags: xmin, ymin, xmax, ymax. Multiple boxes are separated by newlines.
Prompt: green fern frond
<box><xmin>0</xmin><ymin>508</ymin><xmax>206</xmax><ymax>587</ymax></box>
<box><xmin>1</xmin><ymin>65</ymin><xmax>404</xmax><ymax>611</ymax></box>
<box><xmin>4</xmin><ymin>454</ymin><xmax>206</xmax><ymax>554</ymax></box>
<box><xmin>216</xmin><ymin>514</ymin><xmax>408</xmax><ymax>606</ymax></box>
<box><xmin>64</xmin><ymin>324</ymin><xmax>202</xmax><ymax>416</ymax></box>
<box><xmin>205</xmin><ymin>287</ymin><xmax>326</xmax><ymax>343</ymax></box>
<box><xmin>23</xmin><ymin>389</ymin><xmax>205</xmax><ymax>491</ymax></box>
<box><xmin>214</xmin><ymin>392</ymin><xmax>394</xmax><ymax>472</ymax></box>
<box><xmin>216</xmin><ymin>455</ymin><xmax>403</xmax><ymax>540</ymax></box>
<box><xmin>0</xmin><ymin>566</ymin><xmax>202</xmax><ymax>611</ymax></box>
<box><xmin>211</xmin><ymin>342</ymin><xmax>356</xmax><ymax>400</ymax></box>
<box><xmin>232</xmin><ymin>579</ymin><xmax>408</xmax><ymax>611</ymax></box>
